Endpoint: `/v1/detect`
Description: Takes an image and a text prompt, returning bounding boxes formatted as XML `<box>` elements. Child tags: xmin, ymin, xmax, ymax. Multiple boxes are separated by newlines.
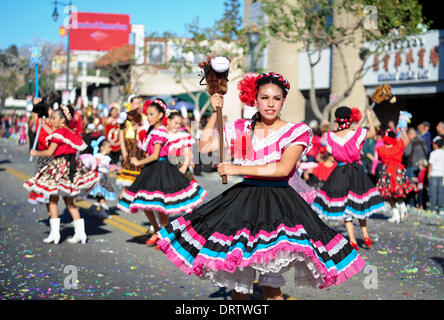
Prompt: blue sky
<box><xmin>0</xmin><ymin>0</ymin><xmax>243</xmax><ymax>49</ymax></box>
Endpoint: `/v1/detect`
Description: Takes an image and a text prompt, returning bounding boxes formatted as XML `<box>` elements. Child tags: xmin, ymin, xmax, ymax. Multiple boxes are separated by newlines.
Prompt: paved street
<box><xmin>0</xmin><ymin>138</ymin><xmax>443</xmax><ymax>300</ymax></box>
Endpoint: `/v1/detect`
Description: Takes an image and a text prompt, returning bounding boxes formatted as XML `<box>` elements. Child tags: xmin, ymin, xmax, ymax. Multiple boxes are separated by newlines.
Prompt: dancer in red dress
<box><xmin>24</xmin><ymin>104</ymin><xmax>99</xmax><ymax>244</ymax></box>
<box><xmin>376</xmin><ymin>129</ymin><xmax>418</xmax><ymax>223</ymax></box>
<box><xmin>28</xmin><ymin>98</ymin><xmax>54</xmax><ymax>206</ymax></box>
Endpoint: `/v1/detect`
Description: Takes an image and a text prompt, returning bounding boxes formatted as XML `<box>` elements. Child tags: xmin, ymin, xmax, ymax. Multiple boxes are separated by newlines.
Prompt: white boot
<box><xmin>43</xmin><ymin>218</ymin><xmax>60</xmax><ymax>244</ymax></box>
<box><xmin>388</xmin><ymin>207</ymin><xmax>400</xmax><ymax>223</ymax></box>
<box><xmin>68</xmin><ymin>219</ymin><xmax>87</xmax><ymax>244</ymax></box>
<box><xmin>399</xmin><ymin>202</ymin><xmax>407</xmax><ymax>221</ymax></box>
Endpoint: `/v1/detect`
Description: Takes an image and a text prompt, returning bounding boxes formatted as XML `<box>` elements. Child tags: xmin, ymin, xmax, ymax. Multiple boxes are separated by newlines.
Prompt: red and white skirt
<box><xmin>24</xmin><ymin>155</ymin><xmax>100</xmax><ymax>198</ymax></box>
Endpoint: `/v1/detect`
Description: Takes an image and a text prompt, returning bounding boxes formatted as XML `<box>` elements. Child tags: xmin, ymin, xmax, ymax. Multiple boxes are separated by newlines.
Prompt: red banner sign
<box><xmin>69</xmin><ymin>12</ymin><xmax>130</xmax><ymax>51</ymax></box>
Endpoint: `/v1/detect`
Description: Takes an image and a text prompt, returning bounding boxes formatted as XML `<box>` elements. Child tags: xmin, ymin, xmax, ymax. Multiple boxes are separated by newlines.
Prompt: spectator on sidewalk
<box><xmin>417</xmin><ymin>121</ymin><xmax>432</xmax><ymax>155</ymax></box>
<box><xmin>436</xmin><ymin>121</ymin><xmax>444</xmax><ymax>137</ymax></box>
<box><xmin>361</xmin><ymin>129</ymin><xmax>377</xmax><ymax>175</ymax></box>
<box><xmin>306</xmin><ymin>120</ymin><xmax>321</xmax><ymax>162</ymax></box>
<box><xmin>371</xmin><ymin>129</ymin><xmax>385</xmax><ymax>181</ymax></box>
<box><xmin>403</xmin><ymin>127</ymin><xmax>428</xmax><ymax>206</ymax></box>
<box><xmin>428</xmin><ymin>137</ymin><xmax>444</xmax><ymax>215</ymax></box>
<box><xmin>387</xmin><ymin>120</ymin><xmax>396</xmax><ymax>131</ymax></box>
<box><xmin>416</xmin><ymin>159</ymin><xmax>428</xmax><ymax>211</ymax></box>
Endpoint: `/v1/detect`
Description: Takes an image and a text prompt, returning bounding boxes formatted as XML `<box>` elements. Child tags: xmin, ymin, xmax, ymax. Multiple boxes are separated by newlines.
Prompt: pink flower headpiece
<box><xmin>237</xmin><ymin>72</ymin><xmax>290</xmax><ymax>107</ymax></box>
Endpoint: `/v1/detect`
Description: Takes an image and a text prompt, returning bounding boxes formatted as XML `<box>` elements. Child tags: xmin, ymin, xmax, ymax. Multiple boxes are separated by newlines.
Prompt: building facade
<box><xmin>244</xmin><ymin>1</ymin><xmax>443</xmax><ymax>133</ymax></box>
<box><xmin>244</xmin><ymin>0</ymin><xmax>306</xmax><ymax>123</ymax></box>
<box><xmin>300</xmin><ymin>29</ymin><xmax>444</xmax><ymax>132</ymax></box>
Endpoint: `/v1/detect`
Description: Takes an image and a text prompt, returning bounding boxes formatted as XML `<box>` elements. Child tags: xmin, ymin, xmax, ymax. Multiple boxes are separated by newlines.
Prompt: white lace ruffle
<box><xmin>201</xmin><ymin>250</ymin><xmax>325</xmax><ymax>294</ymax></box>
<box><xmin>257</xmin><ymin>267</ymin><xmax>288</xmax><ymax>288</ymax></box>
<box><xmin>45</xmin><ymin>132</ymin><xmax>87</xmax><ymax>151</ymax></box>
<box><xmin>203</xmin><ymin>266</ymin><xmax>256</xmax><ymax>294</ymax></box>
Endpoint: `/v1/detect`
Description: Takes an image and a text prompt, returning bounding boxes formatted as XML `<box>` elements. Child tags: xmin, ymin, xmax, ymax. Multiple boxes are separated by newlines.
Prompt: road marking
<box><xmin>3</xmin><ymin>166</ymin><xmax>31</xmax><ymax>181</ymax></box>
<box><xmin>74</xmin><ymin>199</ymin><xmax>151</xmax><ymax>236</ymax></box>
<box><xmin>2</xmin><ymin>165</ymin><xmax>148</xmax><ymax>238</ymax></box>
<box><xmin>74</xmin><ymin>199</ymin><xmax>93</xmax><ymax>209</ymax></box>
<box><xmin>109</xmin><ymin>215</ymin><xmax>151</xmax><ymax>235</ymax></box>
<box><xmin>102</xmin><ymin>218</ymin><xmax>143</xmax><ymax>238</ymax></box>
<box><xmin>3</xmin><ymin>164</ymin><xmax>297</xmax><ymax>299</ymax></box>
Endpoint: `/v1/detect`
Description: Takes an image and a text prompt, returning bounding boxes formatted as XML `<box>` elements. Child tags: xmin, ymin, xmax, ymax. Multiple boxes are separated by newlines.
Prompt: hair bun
<box><xmin>335</xmin><ymin>106</ymin><xmax>351</xmax><ymax>120</ymax></box>
<box><xmin>387</xmin><ymin>130</ymin><xmax>396</xmax><ymax>139</ymax></box>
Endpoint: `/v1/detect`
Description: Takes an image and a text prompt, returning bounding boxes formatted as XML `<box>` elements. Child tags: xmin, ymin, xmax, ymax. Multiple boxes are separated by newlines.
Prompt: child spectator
<box><xmin>304</xmin><ymin>151</ymin><xmax>337</xmax><ymax>189</ymax></box>
<box><xmin>416</xmin><ymin>159</ymin><xmax>428</xmax><ymax>211</ymax></box>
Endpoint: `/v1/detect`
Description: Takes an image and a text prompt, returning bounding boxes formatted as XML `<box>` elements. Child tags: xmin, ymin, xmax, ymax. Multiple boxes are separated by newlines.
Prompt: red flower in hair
<box><xmin>237</xmin><ymin>72</ymin><xmax>290</xmax><ymax>107</ymax></box>
<box><xmin>350</xmin><ymin>108</ymin><xmax>362</xmax><ymax>123</ymax></box>
<box><xmin>138</xmin><ymin>129</ymin><xmax>147</xmax><ymax>143</ymax></box>
<box><xmin>142</xmin><ymin>99</ymin><xmax>153</xmax><ymax>115</ymax></box>
<box><xmin>238</xmin><ymin>73</ymin><xmax>260</xmax><ymax>107</ymax></box>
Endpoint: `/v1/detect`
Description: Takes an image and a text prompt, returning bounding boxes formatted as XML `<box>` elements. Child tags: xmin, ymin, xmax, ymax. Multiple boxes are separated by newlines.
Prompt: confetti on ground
<box><xmin>401</xmin><ymin>267</ymin><xmax>418</xmax><ymax>274</ymax></box>
<box><xmin>1</xmin><ymin>140</ymin><xmax>444</xmax><ymax>300</ymax></box>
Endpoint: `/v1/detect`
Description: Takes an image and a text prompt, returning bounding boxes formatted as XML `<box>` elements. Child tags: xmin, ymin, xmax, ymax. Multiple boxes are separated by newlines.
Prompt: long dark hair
<box><xmin>127</xmin><ymin>108</ymin><xmax>142</xmax><ymax>126</ymax></box>
<box><xmin>146</xmin><ymin>98</ymin><xmax>167</xmax><ymax>136</ymax></box>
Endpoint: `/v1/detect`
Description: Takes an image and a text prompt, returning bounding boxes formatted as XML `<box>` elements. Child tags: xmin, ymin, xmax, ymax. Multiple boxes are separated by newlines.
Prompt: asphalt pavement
<box><xmin>0</xmin><ymin>138</ymin><xmax>443</xmax><ymax>301</ymax></box>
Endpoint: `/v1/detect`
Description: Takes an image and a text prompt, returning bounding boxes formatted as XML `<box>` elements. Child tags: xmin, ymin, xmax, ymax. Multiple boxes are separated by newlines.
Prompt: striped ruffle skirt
<box><xmin>157</xmin><ymin>178</ymin><xmax>366</xmax><ymax>294</ymax></box>
<box><xmin>24</xmin><ymin>156</ymin><xmax>100</xmax><ymax>197</ymax></box>
<box><xmin>28</xmin><ymin>157</ymin><xmax>53</xmax><ymax>205</ymax></box>
<box><xmin>312</xmin><ymin>162</ymin><xmax>385</xmax><ymax>220</ymax></box>
<box><xmin>118</xmin><ymin>158</ymin><xmax>207</xmax><ymax>215</ymax></box>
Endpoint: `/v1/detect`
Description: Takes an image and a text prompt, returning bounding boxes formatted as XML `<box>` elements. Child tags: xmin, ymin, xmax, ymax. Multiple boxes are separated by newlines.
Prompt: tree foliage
<box><xmin>168</xmin><ymin>0</ymin><xmax>249</xmax><ymax>76</ymax></box>
<box><xmin>260</xmin><ymin>0</ymin><xmax>428</xmax><ymax>120</ymax></box>
<box><xmin>0</xmin><ymin>42</ymin><xmax>59</xmax><ymax>112</ymax></box>
<box><xmin>165</xmin><ymin>0</ymin><xmax>254</xmax><ymax>117</ymax></box>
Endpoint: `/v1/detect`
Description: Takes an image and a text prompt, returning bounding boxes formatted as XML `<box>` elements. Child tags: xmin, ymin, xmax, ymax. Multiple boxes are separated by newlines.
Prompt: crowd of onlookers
<box><xmin>2</xmin><ymin>105</ymin><xmax>444</xmax><ymax>215</ymax></box>
<box><xmin>1</xmin><ymin>114</ymin><xmax>29</xmax><ymax>145</ymax></box>
<box><xmin>307</xmin><ymin>119</ymin><xmax>444</xmax><ymax>215</ymax></box>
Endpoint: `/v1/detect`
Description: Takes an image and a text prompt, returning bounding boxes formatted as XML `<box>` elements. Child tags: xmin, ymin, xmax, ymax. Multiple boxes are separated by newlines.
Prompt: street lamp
<box><xmin>51</xmin><ymin>6</ymin><xmax>59</xmax><ymax>21</ymax></box>
<box><xmin>247</xmin><ymin>29</ymin><xmax>261</xmax><ymax>72</ymax></box>
<box><xmin>51</xmin><ymin>1</ymin><xmax>72</xmax><ymax>92</ymax></box>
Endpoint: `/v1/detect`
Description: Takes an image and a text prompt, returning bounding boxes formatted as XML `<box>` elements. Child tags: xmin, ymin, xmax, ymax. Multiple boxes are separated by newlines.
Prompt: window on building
<box><xmin>146</xmin><ymin>41</ymin><xmax>166</xmax><ymax>65</ymax></box>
